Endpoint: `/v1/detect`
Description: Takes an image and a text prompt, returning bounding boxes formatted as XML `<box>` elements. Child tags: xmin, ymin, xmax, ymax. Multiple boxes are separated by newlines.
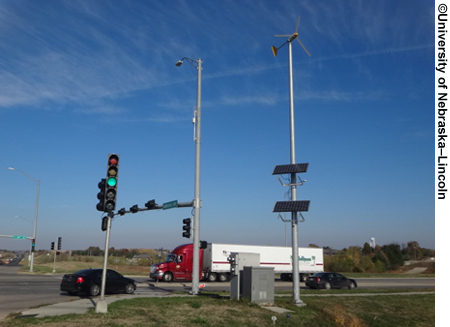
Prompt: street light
<box><xmin>175</xmin><ymin>57</ymin><xmax>202</xmax><ymax>295</ymax></box>
<box><xmin>8</xmin><ymin>167</ymin><xmax>40</xmax><ymax>273</ymax></box>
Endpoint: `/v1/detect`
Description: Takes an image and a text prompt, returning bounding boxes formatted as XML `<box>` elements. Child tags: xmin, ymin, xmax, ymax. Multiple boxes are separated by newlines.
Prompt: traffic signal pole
<box><xmin>96</xmin><ymin>212</ymin><xmax>112</xmax><ymax>313</ymax></box>
<box><xmin>52</xmin><ymin>238</ymin><xmax>57</xmax><ymax>273</ymax></box>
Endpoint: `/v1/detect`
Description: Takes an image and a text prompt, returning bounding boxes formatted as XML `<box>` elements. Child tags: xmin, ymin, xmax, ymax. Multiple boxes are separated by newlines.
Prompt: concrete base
<box><xmin>261</xmin><ymin>305</ymin><xmax>294</xmax><ymax>314</ymax></box>
<box><xmin>95</xmin><ymin>300</ymin><xmax>108</xmax><ymax>313</ymax></box>
<box><xmin>294</xmin><ymin>300</ymin><xmax>307</xmax><ymax>307</ymax></box>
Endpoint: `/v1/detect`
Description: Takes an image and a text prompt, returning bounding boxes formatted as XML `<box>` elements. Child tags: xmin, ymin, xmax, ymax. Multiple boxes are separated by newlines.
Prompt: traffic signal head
<box><xmin>57</xmin><ymin>237</ymin><xmax>62</xmax><ymax>250</ymax></box>
<box><xmin>104</xmin><ymin>154</ymin><xmax>120</xmax><ymax>212</ymax></box>
<box><xmin>145</xmin><ymin>199</ymin><xmax>156</xmax><ymax>209</ymax></box>
<box><xmin>130</xmin><ymin>205</ymin><xmax>139</xmax><ymax>213</ymax></box>
<box><xmin>101</xmin><ymin>216</ymin><xmax>108</xmax><ymax>231</ymax></box>
<box><xmin>51</xmin><ymin>242</ymin><xmax>55</xmax><ymax>250</ymax></box>
<box><xmin>96</xmin><ymin>179</ymin><xmax>106</xmax><ymax>211</ymax></box>
<box><xmin>182</xmin><ymin>218</ymin><xmax>191</xmax><ymax>238</ymax></box>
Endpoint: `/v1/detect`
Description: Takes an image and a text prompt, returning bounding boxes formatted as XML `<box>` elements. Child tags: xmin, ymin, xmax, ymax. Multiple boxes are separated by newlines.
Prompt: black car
<box><xmin>305</xmin><ymin>272</ymin><xmax>357</xmax><ymax>290</ymax></box>
<box><xmin>60</xmin><ymin>269</ymin><xmax>136</xmax><ymax>296</ymax></box>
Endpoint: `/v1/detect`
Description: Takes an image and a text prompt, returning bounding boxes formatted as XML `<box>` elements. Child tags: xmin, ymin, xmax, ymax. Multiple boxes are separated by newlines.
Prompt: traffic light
<box><xmin>31</xmin><ymin>239</ymin><xmax>35</xmax><ymax>252</ymax></box>
<box><xmin>145</xmin><ymin>199</ymin><xmax>156</xmax><ymax>209</ymax></box>
<box><xmin>96</xmin><ymin>179</ymin><xmax>106</xmax><ymax>211</ymax></box>
<box><xmin>51</xmin><ymin>242</ymin><xmax>55</xmax><ymax>250</ymax></box>
<box><xmin>101</xmin><ymin>216</ymin><xmax>108</xmax><ymax>231</ymax></box>
<box><xmin>130</xmin><ymin>205</ymin><xmax>139</xmax><ymax>213</ymax></box>
<box><xmin>182</xmin><ymin>218</ymin><xmax>191</xmax><ymax>238</ymax></box>
<box><xmin>57</xmin><ymin>237</ymin><xmax>62</xmax><ymax>250</ymax></box>
<box><xmin>105</xmin><ymin>154</ymin><xmax>120</xmax><ymax>212</ymax></box>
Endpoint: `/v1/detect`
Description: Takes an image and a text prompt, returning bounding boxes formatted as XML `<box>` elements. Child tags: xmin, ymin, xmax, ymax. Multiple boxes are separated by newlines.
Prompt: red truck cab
<box><xmin>150</xmin><ymin>244</ymin><xmax>203</xmax><ymax>282</ymax></box>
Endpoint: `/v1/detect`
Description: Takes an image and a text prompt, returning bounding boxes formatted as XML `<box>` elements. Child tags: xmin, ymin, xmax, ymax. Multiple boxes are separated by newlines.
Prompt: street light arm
<box><xmin>175</xmin><ymin>57</ymin><xmax>201</xmax><ymax>69</ymax></box>
<box><xmin>8</xmin><ymin>167</ymin><xmax>39</xmax><ymax>184</ymax></box>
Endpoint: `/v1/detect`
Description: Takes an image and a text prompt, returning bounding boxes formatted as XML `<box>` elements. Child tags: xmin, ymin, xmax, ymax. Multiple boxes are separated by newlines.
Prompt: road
<box><xmin>0</xmin><ymin>265</ymin><xmax>435</xmax><ymax>321</ymax></box>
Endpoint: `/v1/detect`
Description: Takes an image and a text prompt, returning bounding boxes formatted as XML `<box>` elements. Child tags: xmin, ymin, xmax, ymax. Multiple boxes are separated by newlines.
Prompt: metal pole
<box><xmin>52</xmin><ymin>238</ymin><xmax>57</xmax><ymax>273</ymax></box>
<box><xmin>8</xmin><ymin>168</ymin><xmax>40</xmax><ymax>273</ymax></box>
<box><xmin>30</xmin><ymin>179</ymin><xmax>40</xmax><ymax>273</ymax></box>
<box><xmin>96</xmin><ymin>213</ymin><xmax>112</xmax><ymax>313</ymax></box>
<box><xmin>288</xmin><ymin>41</ymin><xmax>305</xmax><ymax>306</ymax></box>
<box><xmin>191</xmin><ymin>58</ymin><xmax>202</xmax><ymax>295</ymax></box>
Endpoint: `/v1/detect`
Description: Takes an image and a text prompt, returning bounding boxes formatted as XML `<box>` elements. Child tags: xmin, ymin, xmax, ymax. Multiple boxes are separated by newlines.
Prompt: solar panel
<box><xmin>272</xmin><ymin>163</ymin><xmax>308</xmax><ymax>175</ymax></box>
<box><xmin>273</xmin><ymin>200</ymin><xmax>310</xmax><ymax>212</ymax></box>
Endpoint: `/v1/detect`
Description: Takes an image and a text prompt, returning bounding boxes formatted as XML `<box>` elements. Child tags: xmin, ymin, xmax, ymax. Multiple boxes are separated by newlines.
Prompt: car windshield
<box><xmin>165</xmin><ymin>254</ymin><xmax>176</xmax><ymax>262</ymax></box>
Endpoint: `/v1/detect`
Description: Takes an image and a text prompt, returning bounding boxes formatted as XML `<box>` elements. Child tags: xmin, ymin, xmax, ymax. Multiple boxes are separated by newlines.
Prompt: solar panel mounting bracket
<box><xmin>277</xmin><ymin>175</ymin><xmax>306</xmax><ymax>187</ymax></box>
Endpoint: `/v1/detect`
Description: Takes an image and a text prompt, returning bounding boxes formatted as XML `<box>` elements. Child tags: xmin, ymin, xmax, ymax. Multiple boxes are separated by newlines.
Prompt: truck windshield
<box><xmin>165</xmin><ymin>254</ymin><xmax>176</xmax><ymax>262</ymax></box>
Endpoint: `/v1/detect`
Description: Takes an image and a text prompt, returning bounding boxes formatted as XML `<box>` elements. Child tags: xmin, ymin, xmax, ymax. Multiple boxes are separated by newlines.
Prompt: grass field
<box><xmin>0</xmin><ymin>292</ymin><xmax>434</xmax><ymax>327</ymax></box>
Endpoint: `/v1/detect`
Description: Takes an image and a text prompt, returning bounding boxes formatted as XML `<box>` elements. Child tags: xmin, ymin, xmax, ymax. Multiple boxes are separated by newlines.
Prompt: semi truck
<box><xmin>150</xmin><ymin>243</ymin><xmax>324</xmax><ymax>282</ymax></box>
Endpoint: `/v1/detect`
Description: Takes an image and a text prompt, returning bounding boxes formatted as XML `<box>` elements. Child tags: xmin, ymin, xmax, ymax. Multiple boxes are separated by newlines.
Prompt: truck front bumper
<box><xmin>150</xmin><ymin>271</ymin><xmax>164</xmax><ymax>280</ymax></box>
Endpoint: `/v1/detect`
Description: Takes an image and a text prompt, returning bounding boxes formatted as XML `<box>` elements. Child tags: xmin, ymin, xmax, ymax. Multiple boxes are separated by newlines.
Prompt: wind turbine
<box><xmin>271</xmin><ymin>16</ymin><xmax>310</xmax><ymax>307</ymax></box>
<box><xmin>272</xmin><ymin>16</ymin><xmax>311</xmax><ymax>57</ymax></box>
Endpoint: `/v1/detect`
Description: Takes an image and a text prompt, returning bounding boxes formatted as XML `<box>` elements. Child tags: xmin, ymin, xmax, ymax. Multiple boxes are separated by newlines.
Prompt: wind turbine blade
<box><xmin>296</xmin><ymin>38</ymin><xmax>311</xmax><ymax>57</ymax></box>
<box><xmin>295</xmin><ymin>16</ymin><xmax>300</xmax><ymax>33</ymax></box>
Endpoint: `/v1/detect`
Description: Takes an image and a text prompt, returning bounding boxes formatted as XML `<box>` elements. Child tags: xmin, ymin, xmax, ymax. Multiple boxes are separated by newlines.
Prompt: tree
<box><xmin>405</xmin><ymin>241</ymin><xmax>422</xmax><ymax>260</ymax></box>
<box><xmin>362</xmin><ymin>242</ymin><xmax>373</xmax><ymax>256</ymax></box>
<box><xmin>381</xmin><ymin>243</ymin><xmax>404</xmax><ymax>270</ymax></box>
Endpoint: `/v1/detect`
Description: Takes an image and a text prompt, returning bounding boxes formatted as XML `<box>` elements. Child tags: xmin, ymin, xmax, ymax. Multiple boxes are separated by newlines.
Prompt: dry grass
<box><xmin>323</xmin><ymin>304</ymin><xmax>368</xmax><ymax>327</ymax></box>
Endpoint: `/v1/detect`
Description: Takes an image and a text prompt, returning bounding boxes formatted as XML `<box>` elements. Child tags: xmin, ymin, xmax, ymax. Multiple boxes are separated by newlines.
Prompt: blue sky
<box><xmin>0</xmin><ymin>0</ymin><xmax>435</xmax><ymax>252</ymax></box>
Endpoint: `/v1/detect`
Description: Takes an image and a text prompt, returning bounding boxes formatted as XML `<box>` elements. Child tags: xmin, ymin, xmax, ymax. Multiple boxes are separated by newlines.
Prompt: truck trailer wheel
<box><xmin>218</xmin><ymin>273</ymin><xmax>228</xmax><ymax>282</ymax></box>
<box><xmin>280</xmin><ymin>273</ymin><xmax>292</xmax><ymax>281</ymax></box>
<box><xmin>163</xmin><ymin>272</ymin><xmax>173</xmax><ymax>282</ymax></box>
<box><xmin>207</xmin><ymin>273</ymin><xmax>217</xmax><ymax>282</ymax></box>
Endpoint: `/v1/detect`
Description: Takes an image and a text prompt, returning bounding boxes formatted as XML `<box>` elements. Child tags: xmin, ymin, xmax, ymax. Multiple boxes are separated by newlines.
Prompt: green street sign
<box><xmin>163</xmin><ymin>200</ymin><xmax>178</xmax><ymax>210</ymax></box>
<box><xmin>12</xmin><ymin>235</ymin><xmax>27</xmax><ymax>239</ymax></box>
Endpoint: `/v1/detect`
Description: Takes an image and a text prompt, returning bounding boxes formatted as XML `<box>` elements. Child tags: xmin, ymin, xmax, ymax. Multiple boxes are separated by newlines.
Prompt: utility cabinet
<box><xmin>242</xmin><ymin>266</ymin><xmax>274</xmax><ymax>305</ymax></box>
<box><xmin>228</xmin><ymin>252</ymin><xmax>260</xmax><ymax>300</ymax></box>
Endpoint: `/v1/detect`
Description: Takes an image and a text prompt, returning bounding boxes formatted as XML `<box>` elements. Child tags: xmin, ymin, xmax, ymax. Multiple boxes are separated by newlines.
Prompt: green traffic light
<box><xmin>107</xmin><ymin>177</ymin><xmax>117</xmax><ymax>187</ymax></box>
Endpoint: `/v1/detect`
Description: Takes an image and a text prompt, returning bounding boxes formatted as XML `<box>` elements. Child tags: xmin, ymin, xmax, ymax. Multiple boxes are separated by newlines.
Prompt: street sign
<box><xmin>163</xmin><ymin>200</ymin><xmax>178</xmax><ymax>210</ymax></box>
<box><xmin>12</xmin><ymin>235</ymin><xmax>27</xmax><ymax>239</ymax></box>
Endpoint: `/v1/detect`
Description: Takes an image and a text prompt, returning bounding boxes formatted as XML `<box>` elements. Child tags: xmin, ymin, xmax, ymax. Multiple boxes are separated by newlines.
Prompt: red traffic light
<box><xmin>108</xmin><ymin>155</ymin><xmax>119</xmax><ymax>166</ymax></box>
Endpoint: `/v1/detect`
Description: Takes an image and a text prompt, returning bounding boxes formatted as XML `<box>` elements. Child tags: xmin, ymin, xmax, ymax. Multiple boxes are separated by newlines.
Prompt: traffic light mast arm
<box><xmin>115</xmin><ymin>200</ymin><xmax>194</xmax><ymax>216</ymax></box>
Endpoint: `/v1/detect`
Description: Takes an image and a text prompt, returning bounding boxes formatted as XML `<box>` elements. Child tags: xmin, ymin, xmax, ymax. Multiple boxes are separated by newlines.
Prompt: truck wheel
<box><xmin>163</xmin><ymin>272</ymin><xmax>173</xmax><ymax>282</ymax></box>
<box><xmin>218</xmin><ymin>273</ymin><xmax>228</xmax><ymax>282</ymax></box>
<box><xmin>281</xmin><ymin>273</ymin><xmax>292</xmax><ymax>281</ymax></box>
<box><xmin>207</xmin><ymin>273</ymin><xmax>217</xmax><ymax>282</ymax></box>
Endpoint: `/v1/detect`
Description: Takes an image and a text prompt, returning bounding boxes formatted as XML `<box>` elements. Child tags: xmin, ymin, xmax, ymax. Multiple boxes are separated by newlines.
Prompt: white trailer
<box><xmin>202</xmin><ymin>243</ymin><xmax>324</xmax><ymax>282</ymax></box>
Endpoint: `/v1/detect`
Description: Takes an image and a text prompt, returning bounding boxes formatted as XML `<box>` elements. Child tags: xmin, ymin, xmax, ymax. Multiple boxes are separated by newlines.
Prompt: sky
<box><xmin>0</xmin><ymin>0</ymin><xmax>435</xmax><ymax>252</ymax></box>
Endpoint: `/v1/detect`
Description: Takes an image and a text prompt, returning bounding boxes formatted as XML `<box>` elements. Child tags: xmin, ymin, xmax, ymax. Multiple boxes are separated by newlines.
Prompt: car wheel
<box><xmin>348</xmin><ymin>282</ymin><xmax>356</xmax><ymax>289</ymax></box>
<box><xmin>90</xmin><ymin>284</ymin><xmax>101</xmax><ymax>296</ymax></box>
<box><xmin>125</xmin><ymin>283</ymin><xmax>135</xmax><ymax>294</ymax></box>
<box><xmin>163</xmin><ymin>272</ymin><xmax>173</xmax><ymax>283</ymax></box>
<box><xmin>324</xmin><ymin>282</ymin><xmax>331</xmax><ymax>290</ymax></box>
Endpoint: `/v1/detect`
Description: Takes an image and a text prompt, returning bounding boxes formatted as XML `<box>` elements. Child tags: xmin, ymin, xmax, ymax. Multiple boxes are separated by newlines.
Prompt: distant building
<box><xmin>369</xmin><ymin>237</ymin><xmax>376</xmax><ymax>248</ymax></box>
